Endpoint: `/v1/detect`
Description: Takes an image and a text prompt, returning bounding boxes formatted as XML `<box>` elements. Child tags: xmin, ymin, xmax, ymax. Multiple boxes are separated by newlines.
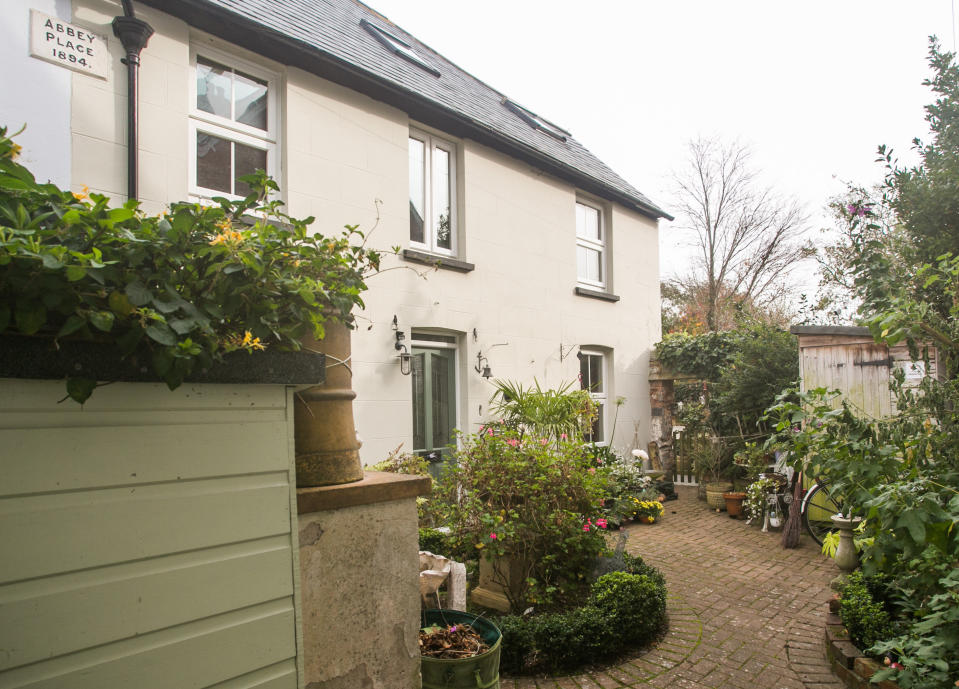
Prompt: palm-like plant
<box><xmin>488</xmin><ymin>379</ymin><xmax>596</xmax><ymax>442</ymax></box>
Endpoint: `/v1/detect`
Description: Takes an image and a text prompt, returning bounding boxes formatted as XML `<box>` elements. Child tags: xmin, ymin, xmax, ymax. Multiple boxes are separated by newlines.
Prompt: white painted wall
<box><xmin>1</xmin><ymin>0</ymin><xmax>73</xmax><ymax>187</ymax></box>
<box><xmin>63</xmin><ymin>0</ymin><xmax>663</xmax><ymax>464</ymax></box>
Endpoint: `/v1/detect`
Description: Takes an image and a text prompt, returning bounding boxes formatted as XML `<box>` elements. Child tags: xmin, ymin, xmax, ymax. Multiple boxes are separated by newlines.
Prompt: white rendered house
<box><xmin>3</xmin><ymin>0</ymin><xmax>671</xmax><ymax>465</ymax></box>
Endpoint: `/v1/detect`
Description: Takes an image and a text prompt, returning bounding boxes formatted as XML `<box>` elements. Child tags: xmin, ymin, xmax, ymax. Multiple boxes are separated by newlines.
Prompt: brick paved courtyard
<box><xmin>501</xmin><ymin>485</ymin><xmax>845</xmax><ymax>689</ymax></box>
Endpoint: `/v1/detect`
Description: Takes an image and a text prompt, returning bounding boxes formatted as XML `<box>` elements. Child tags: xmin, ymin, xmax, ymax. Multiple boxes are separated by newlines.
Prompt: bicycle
<box><xmin>752</xmin><ymin>470</ymin><xmax>844</xmax><ymax>546</ymax></box>
<box><xmin>800</xmin><ymin>477</ymin><xmax>844</xmax><ymax>547</ymax></box>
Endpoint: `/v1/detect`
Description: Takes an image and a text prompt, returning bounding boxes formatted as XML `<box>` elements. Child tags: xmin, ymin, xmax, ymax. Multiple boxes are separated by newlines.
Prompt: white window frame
<box><xmin>575</xmin><ymin>199</ymin><xmax>607</xmax><ymax>290</ymax></box>
<box><xmin>188</xmin><ymin>46</ymin><xmax>279</xmax><ymax>201</ymax></box>
<box><xmin>579</xmin><ymin>348</ymin><xmax>608</xmax><ymax>445</ymax></box>
<box><xmin>409</xmin><ymin>128</ymin><xmax>457</xmax><ymax>257</ymax></box>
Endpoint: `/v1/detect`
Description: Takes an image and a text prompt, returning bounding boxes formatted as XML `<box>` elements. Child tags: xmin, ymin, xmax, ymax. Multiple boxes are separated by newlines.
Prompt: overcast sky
<box><xmin>366</xmin><ymin>0</ymin><xmax>956</xmax><ymax>299</ymax></box>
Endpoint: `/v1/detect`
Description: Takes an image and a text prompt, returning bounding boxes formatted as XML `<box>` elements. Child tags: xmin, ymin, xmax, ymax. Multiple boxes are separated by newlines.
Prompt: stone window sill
<box><xmin>574</xmin><ymin>286</ymin><xmax>620</xmax><ymax>302</ymax></box>
<box><xmin>402</xmin><ymin>249</ymin><xmax>475</xmax><ymax>273</ymax></box>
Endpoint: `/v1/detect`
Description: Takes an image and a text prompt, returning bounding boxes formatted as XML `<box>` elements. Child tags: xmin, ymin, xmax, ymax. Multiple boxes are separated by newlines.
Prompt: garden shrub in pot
<box><xmin>436</xmin><ymin>427</ymin><xmax>608</xmax><ymax>611</ymax></box>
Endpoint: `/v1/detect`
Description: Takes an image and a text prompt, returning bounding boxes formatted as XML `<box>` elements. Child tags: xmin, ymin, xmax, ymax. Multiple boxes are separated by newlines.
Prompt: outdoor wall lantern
<box><xmin>474</xmin><ymin>352</ymin><xmax>492</xmax><ymax>379</ymax></box>
<box><xmin>392</xmin><ymin>316</ymin><xmax>412</xmax><ymax>375</ymax></box>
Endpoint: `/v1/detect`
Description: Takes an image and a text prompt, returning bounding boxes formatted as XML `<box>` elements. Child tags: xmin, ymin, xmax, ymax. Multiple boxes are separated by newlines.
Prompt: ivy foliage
<box><xmin>654</xmin><ymin>330</ymin><xmax>738</xmax><ymax>380</ymax></box>
<box><xmin>0</xmin><ymin>125</ymin><xmax>382</xmax><ymax>402</ymax></box>
<box><xmin>656</xmin><ymin>323</ymin><xmax>798</xmax><ymax>455</ymax></box>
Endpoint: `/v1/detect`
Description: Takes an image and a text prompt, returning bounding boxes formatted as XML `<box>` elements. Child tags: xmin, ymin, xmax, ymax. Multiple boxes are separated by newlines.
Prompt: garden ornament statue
<box><xmin>419</xmin><ymin>551</ymin><xmax>467</xmax><ymax>610</ymax></box>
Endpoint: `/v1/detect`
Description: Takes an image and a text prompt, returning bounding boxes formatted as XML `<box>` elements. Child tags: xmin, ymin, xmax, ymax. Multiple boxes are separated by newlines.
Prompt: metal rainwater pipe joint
<box><xmin>112</xmin><ymin>3</ymin><xmax>153</xmax><ymax>202</ymax></box>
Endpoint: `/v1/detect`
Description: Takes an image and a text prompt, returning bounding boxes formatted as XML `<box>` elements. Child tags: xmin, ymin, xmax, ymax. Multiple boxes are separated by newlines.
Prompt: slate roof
<box><xmin>140</xmin><ymin>0</ymin><xmax>670</xmax><ymax>219</ymax></box>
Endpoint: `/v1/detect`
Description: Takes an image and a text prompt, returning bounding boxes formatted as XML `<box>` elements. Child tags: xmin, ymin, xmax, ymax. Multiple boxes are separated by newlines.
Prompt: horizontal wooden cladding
<box><xmin>207</xmin><ymin>661</ymin><xmax>298</xmax><ymax>689</ymax></box>
<box><xmin>1</xmin><ymin>421</ymin><xmax>290</xmax><ymax>496</ymax></box>
<box><xmin>0</xmin><ymin>599</ymin><xmax>297</xmax><ymax>689</ymax></box>
<box><xmin>0</xmin><ymin>537</ymin><xmax>294</xmax><ymax>671</ymax></box>
<box><xmin>0</xmin><ymin>473</ymin><xmax>293</xmax><ymax>583</ymax></box>
<box><xmin>0</xmin><ymin>379</ymin><xmax>301</xmax><ymax>688</ymax></box>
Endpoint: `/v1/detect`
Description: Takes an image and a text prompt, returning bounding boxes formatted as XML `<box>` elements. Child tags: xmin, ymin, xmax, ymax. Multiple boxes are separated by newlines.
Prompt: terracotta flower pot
<box><xmin>723</xmin><ymin>491</ymin><xmax>747</xmax><ymax>519</ymax></box>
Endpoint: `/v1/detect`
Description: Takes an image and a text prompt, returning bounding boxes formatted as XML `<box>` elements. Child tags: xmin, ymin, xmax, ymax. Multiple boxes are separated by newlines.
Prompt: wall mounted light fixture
<box><xmin>392</xmin><ymin>316</ymin><xmax>412</xmax><ymax>375</ymax></box>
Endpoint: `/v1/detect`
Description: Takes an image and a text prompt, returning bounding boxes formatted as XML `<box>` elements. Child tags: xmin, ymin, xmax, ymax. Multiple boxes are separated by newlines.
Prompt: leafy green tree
<box><xmin>770</xmin><ymin>39</ymin><xmax>959</xmax><ymax>689</ymax></box>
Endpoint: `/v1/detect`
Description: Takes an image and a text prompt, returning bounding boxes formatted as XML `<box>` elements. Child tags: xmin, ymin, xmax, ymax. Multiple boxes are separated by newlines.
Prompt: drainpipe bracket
<box><xmin>112</xmin><ymin>15</ymin><xmax>154</xmax><ymax>56</ymax></box>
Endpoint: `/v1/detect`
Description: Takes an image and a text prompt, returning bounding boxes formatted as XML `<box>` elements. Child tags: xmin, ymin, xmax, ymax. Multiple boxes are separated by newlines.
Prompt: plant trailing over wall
<box><xmin>0</xmin><ymin>125</ymin><xmax>382</xmax><ymax>402</ymax></box>
<box><xmin>656</xmin><ymin>323</ymin><xmax>798</xmax><ymax>480</ymax></box>
<box><xmin>655</xmin><ymin>330</ymin><xmax>738</xmax><ymax>380</ymax></box>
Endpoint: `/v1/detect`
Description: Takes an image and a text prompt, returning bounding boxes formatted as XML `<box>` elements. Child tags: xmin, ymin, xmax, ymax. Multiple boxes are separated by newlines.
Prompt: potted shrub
<box><xmin>692</xmin><ymin>437</ymin><xmax>732</xmax><ymax>509</ymax></box>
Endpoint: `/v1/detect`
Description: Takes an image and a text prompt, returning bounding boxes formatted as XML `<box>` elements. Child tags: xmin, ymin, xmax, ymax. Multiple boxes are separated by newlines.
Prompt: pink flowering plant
<box><xmin>436</xmin><ymin>427</ymin><xmax>609</xmax><ymax>611</ymax></box>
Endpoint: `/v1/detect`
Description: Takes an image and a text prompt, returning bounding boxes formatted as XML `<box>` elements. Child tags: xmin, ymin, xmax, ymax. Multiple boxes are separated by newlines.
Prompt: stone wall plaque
<box><xmin>30</xmin><ymin>9</ymin><xmax>109</xmax><ymax>79</ymax></box>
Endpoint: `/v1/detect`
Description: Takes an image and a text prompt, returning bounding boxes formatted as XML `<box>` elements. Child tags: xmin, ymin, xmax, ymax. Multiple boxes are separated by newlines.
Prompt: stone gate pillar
<box><xmin>648</xmin><ymin>357</ymin><xmax>676</xmax><ymax>477</ymax></box>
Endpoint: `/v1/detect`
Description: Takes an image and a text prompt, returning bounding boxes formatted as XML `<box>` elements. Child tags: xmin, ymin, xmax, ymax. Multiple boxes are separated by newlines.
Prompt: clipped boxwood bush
<box><xmin>839</xmin><ymin>571</ymin><xmax>895</xmax><ymax>653</ymax></box>
<box><xmin>496</xmin><ymin>558</ymin><xmax>667</xmax><ymax>675</ymax></box>
<box><xmin>590</xmin><ymin>571</ymin><xmax>667</xmax><ymax>647</ymax></box>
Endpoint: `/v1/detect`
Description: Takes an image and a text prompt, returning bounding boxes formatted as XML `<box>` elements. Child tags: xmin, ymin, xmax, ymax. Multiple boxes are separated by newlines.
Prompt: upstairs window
<box><xmin>576</xmin><ymin>200</ymin><xmax>606</xmax><ymax>288</ymax></box>
<box><xmin>190</xmin><ymin>49</ymin><xmax>278</xmax><ymax>199</ymax></box>
<box><xmin>579</xmin><ymin>349</ymin><xmax>607</xmax><ymax>444</ymax></box>
<box><xmin>409</xmin><ymin>128</ymin><xmax>456</xmax><ymax>255</ymax></box>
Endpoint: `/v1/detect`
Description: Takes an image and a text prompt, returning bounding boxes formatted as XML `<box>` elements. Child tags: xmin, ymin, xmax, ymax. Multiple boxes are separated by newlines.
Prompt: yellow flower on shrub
<box><xmin>210</xmin><ymin>229</ymin><xmax>243</xmax><ymax>246</ymax></box>
<box><xmin>224</xmin><ymin>330</ymin><xmax>266</xmax><ymax>352</ymax></box>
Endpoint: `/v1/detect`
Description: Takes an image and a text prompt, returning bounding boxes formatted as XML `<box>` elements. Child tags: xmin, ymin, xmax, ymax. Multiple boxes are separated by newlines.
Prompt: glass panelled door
<box><xmin>412</xmin><ymin>346</ymin><xmax>457</xmax><ymax>468</ymax></box>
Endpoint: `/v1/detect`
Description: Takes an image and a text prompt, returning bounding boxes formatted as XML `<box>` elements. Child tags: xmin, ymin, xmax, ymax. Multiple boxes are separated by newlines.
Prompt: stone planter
<box><xmin>294</xmin><ymin>321</ymin><xmax>364</xmax><ymax>487</ymax></box>
<box><xmin>470</xmin><ymin>553</ymin><xmax>529</xmax><ymax>613</ymax></box>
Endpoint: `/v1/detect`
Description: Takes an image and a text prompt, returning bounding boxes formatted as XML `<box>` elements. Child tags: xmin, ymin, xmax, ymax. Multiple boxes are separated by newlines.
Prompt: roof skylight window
<box><xmin>361</xmin><ymin>20</ymin><xmax>440</xmax><ymax>77</ymax></box>
<box><xmin>503</xmin><ymin>99</ymin><xmax>569</xmax><ymax>141</ymax></box>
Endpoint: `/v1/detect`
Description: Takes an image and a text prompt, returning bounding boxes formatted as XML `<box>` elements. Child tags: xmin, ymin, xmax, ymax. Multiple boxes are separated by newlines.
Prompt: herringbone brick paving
<box><xmin>500</xmin><ymin>486</ymin><xmax>844</xmax><ymax>689</ymax></box>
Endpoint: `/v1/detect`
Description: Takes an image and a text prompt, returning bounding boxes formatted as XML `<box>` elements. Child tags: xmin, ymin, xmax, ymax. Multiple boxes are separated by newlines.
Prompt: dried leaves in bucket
<box><xmin>419</xmin><ymin>623</ymin><xmax>489</xmax><ymax>659</ymax></box>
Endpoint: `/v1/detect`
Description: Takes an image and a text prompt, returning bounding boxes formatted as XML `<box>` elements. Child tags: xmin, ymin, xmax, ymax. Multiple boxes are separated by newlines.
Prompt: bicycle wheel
<box><xmin>802</xmin><ymin>482</ymin><xmax>842</xmax><ymax>546</ymax></box>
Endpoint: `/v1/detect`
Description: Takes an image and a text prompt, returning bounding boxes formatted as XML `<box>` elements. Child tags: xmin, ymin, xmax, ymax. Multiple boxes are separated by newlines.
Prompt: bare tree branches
<box><xmin>670</xmin><ymin>137</ymin><xmax>813</xmax><ymax>331</ymax></box>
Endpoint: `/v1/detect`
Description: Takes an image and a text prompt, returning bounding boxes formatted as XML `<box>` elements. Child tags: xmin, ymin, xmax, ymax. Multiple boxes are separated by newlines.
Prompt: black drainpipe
<box><xmin>112</xmin><ymin>1</ymin><xmax>153</xmax><ymax>202</ymax></box>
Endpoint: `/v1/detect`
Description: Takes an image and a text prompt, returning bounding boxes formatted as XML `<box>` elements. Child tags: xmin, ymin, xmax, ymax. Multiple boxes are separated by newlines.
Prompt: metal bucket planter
<box><xmin>421</xmin><ymin>609</ymin><xmax>501</xmax><ymax>689</ymax></box>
